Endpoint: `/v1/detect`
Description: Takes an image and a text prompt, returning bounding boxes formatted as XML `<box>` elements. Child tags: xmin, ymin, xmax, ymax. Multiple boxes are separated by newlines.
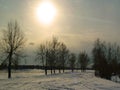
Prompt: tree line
<box><xmin>35</xmin><ymin>37</ymin><xmax>89</xmax><ymax>75</ymax></box>
<box><xmin>0</xmin><ymin>21</ymin><xmax>120</xmax><ymax>80</ymax></box>
<box><xmin>0</xmin><ymin>21</ymin><xmax>89</xmax><ymax>78</ymax></box>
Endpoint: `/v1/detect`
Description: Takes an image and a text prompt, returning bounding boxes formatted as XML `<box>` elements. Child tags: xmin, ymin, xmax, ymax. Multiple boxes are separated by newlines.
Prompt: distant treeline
<box><xmin>0</xmin><ymin>65</ymin><xmax>93</xmax><ymax>70</ymax></box>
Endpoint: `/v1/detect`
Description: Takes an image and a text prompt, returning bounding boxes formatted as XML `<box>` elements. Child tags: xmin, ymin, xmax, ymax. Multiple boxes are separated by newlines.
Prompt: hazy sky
<box><xmin>0</xmin><ymin>0</ymin><xmax>120</xmax><ymax>64</ymax></box>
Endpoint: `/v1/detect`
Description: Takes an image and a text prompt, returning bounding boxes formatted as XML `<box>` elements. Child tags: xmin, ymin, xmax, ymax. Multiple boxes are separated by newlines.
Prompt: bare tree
<box><xmin>50</xmin><ymin>37</ymin><xmax>59</xmax><ymax>74</ymax></box>
<box><xmin>0</xmin><ymin>50</ymin><xmax>26</xmax><ymax>70</ymax></box>
<box><xmin>13</xmin><ymin>50</ymin><xmax>27</xmax><ymax>70</ymax></box>
<box><xmin>35</xmin><ymin>43</ymin><xmax>48</xmax><ymax>75</ymax></box>
<box><xmin>0</xmin><ymin>21</ymin><xmax>25</xmax><ymax>78</ymax></box>
<box><xmin>35</xmin><ymin>44</ymin><xmax>46</xmax><ymax>67</ymax></box>
<box><xmin>46</xmin><ymin>37</ymin><xmax>61</xmax><ymax>74</ymax></box>
<box><xmin>35</xmin><ymin>37</ymin><xmax>60</xmax><ymax>75</ymax></box>
<box><xmin>35</xmin><ymin>37</ymin><xmax>69</xmax><ymax>75</ymax></box>
<box><xmin>78</xmin><ymin>51</ymin><xmax>89</xmax><ymax>72</ymax></box>
<box><xmin>59</xmin><ymin>43</ymin><xmax>69</xmax><ymax>73</ymax></box>
<box><xmin>69</xmin><ymin>53</ymin><xmax>76</xmax><ymax>72</ymax></box>
<box><xmin>92</xmin><ymin>39</ymin><xmax>107</xmax><ymax>78</ymax></box>
<box><xmin>107</xmin><ymin>43</ymin><xmax>120</xmax><ymax>76</ymax></box>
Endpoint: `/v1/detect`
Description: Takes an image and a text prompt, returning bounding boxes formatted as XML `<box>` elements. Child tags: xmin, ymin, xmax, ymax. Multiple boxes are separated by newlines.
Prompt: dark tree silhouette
<box><xmin>78</xmin><ymin>51</ymin><xmax>89</xmax><ymax>72</ymax></box>
<box><xmin>36</xmin><ymin>44</ymin><xmax>46</xmax><ymax>67</ymax></box>
<box><xmin>35</xmin><ymin>40</ymin><xmax>54</xmax><ymax>75</ymax></box>
<box><xmin>35</xmin><ymin>44</ymin><xmax>47</xmax><ymax>74</ymax></box>
<box><xmin>50</xmin><ymin>37</ymin><xmax>60</xmax><ymax>74</ymax></box>
<box><xmin>92</xmin><ymin>39</ymin><xmax>120</xmax><ymax>79</ymax></box>
<box><xmin>92</xmin><ymin>39</ymin><xmax>108</xmax><ymax>78</ymax></box>
<box><xmin>106</xmin><ymin>43</ymin><xmax>120</xmax><ymax>76</ymax></box>
<box><xmin>35</xmin><ymin>37</ymin><xmax>69</xmax><ymax>75</ymax></box>
<box><xmin>59</xmin><ymin>43</ymin><xmax>69</xmax><ymax>73</ymax></box>
<box><xmin>69</xmin><ymin>53</ymin><xmax>76</xmax><ymax>72</ymax></box>
<box><xmin>0</xmin><ymin>21</ymin><xmax>25</xmax><ymax>78</ymax></box>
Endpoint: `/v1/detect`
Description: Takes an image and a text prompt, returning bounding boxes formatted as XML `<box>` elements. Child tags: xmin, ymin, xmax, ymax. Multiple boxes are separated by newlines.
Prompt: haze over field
<box><xmin>0</xmin><ymin>0</ymin><xmax>120</xmax><ymax>64</ymax></box>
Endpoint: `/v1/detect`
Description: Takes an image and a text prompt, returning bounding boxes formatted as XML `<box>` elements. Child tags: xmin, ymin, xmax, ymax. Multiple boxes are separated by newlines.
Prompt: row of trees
<box><xmin>1</xmin><ymin>21</ymin><xmax>120</xmax><ymax>80</ymax></box>
<box><xmin>0</xmin><ymin>21</ymin><xmax>89</xmax><ymax>78</ymax></box>
<box><xmin>35</xmin><ymin>37</ymin><xmax>89</xmax><ymax>75</ymax></box>
<box><xmin>92</xmin><ymin>39</ymin><xmax>120</xmax><ymax>79</ymax></box>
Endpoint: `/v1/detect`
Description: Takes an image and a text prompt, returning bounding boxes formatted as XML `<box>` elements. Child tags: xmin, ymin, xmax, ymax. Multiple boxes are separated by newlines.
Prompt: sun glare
<box><xmin>36</xmin><ymin>1</ymin><xmax>57</xmax><ymax>25</ymax></box>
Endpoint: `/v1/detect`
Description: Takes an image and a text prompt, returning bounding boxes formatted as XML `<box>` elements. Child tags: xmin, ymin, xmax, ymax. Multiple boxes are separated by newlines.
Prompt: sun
<box><xmin>36</xmin><ymin>1</ymin><xmax>57</xmax><ymax>25</ymax></box>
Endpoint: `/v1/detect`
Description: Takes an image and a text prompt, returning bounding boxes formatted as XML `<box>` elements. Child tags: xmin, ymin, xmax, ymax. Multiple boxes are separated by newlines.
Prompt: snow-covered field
<box><xmin>0</xmin><ymin>70</ymin><xmax>120</xmax><ymax>90</ymax></box>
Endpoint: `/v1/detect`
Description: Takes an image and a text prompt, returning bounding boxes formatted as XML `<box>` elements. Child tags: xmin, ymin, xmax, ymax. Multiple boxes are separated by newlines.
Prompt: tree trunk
<box><xmin>54</xmin><ymin>69</ymin><xmax>55</xmax><ymax>74</ymax></box>
<box><xmin>59</xmin><ymin>68</ymin><xmax>61</xmax><ymax>73</ymax></box>
<box><xmin>45</xmin><ymin>66</ymin><xmax>47</xmax><ymax>75</ymax></box>
<box><xmin>8</xmin><ymin>52</ymin><xmax>12</xmax><ymax>79</ymax></box>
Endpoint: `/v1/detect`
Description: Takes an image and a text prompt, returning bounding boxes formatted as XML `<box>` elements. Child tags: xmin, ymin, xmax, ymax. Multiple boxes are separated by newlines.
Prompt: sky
<box><xmin>0</xmin><ymin>0</ymin><xmax>120</xmax><ymax>64</ymax></box>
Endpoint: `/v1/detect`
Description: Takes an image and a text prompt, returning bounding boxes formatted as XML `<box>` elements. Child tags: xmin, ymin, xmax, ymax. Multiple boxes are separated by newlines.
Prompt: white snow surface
<box><xmin>0</xmin><ymin>70</ymin><xmax>120</xmax><ymax>90</ymax></box>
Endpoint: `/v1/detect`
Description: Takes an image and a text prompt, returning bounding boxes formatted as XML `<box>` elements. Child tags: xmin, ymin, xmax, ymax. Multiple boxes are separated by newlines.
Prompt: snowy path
<box><xmin>0</xmin><ymin>70</ymin><xmax>120</xmax><ymax>90</ymax></box>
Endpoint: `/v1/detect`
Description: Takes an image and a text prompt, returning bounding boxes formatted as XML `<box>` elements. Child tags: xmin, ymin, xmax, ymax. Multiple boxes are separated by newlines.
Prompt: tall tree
<box><xmin>50</xmin><ymin>37</ymin><xmax>60</xmax><ymax>74</ymax></box>
<box><xmin>107</xmin><ymin>43</ymin><xmax>120</xmax><ymax>76</ymax></box>
<box><xmin>59</xmin><ymin>43</ymin><xmax>69</xmax><ymax>73</ymax></box>
<box><xmin>92</xmin><ymin>39</ymin><xmax>120</xmax><ymax>79</ymax></box>
<box><xmin>78</xmin><ymin>51</ymin><xmax>89</xmax><ymax>72</ymax></box>
<box><xmin>69</xmin><ymin>53</ymin><xmax>76</xmax><ymax>72</ymax></box>
<box><xmin>35</xmin><ymin>37</ymin><xmax>66</xmax><ymax>75</ymax></box>
<box><xmin>35</xmin><ymin>44</ymin><xmax>47</xmax><ymax>74</ymax></box>
<box><xmin>92</xmin><ymin>39</ymin><xmax>108</xmax><ymax>78</ymax></box>
<box><xmin>0</xmin><ymin>21</ymin><xmax>25</xmax><ymax>78</ymax></box>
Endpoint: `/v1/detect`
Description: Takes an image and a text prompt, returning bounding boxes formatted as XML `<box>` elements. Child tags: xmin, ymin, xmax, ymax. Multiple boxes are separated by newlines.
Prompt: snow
<box><xmin>0</xmin><ymin>70</ymin><xmax>120</xmax><ymax>90</ymax></box>
<box><xmin>111</xmin><ymin>75</ymin><xmax>120</xmax><ymax>83</ymax></box>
